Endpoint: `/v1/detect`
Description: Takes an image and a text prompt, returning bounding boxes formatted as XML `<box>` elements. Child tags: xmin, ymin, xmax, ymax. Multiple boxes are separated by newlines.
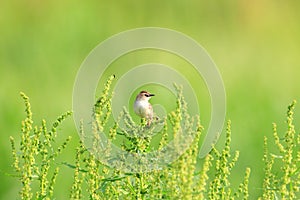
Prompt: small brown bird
<box><xmin>134</xmin><ymin>91</ymin><xmax>155</xmax><ymax>125</ymax></box>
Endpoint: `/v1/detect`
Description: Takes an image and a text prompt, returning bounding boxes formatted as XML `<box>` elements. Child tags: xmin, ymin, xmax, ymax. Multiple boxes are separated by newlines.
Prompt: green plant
<box><xmin>10</xmin><ymin>76</ymin><xmax>300</xmax><ymax>199</ymax></box>
<box><xmin>10</xmin><ymin>93</ymin><xmax>72</xmax><ymax>199</ymax></box>
<box><xmin>260</xmin><ymin>100</ymin><xmax>300</xmax><ymax>199</ymax></box>
<box><xmin>68</xmin><ymin>75</ymin><xmax>250</xmax><ymax>199</ymax></box>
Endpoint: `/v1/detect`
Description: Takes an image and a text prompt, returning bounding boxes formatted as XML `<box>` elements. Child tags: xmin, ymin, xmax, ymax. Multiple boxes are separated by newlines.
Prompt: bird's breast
<box><xmin>134</xmin><ymin>101</ymin><xmax>153</xmax><ymax>118</ymax></box>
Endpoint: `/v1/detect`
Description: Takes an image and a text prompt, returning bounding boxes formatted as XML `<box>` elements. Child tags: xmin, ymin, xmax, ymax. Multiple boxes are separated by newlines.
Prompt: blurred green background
<box><xmin>1</xmin><ymin>0</ymin><xmax>300</xmax><ymax>199</ymax></box>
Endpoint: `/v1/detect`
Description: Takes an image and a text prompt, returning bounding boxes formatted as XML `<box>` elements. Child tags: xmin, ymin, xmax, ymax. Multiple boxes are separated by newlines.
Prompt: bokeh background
<box><xmin>1</xmin><ymin>1</ymin><xmax>300</xmax><ymax>199</ymax></box>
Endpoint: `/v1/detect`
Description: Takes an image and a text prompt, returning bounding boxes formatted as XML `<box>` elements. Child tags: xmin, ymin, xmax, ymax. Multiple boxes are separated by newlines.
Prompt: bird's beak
<box><xmin>149</xmin><ymin>94</ymin><xmax>155</xmax><ymax>97</ymax></box>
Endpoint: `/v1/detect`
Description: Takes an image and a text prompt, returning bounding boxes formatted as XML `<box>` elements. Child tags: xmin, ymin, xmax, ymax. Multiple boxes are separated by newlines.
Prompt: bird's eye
<box><xmin>144</xmin><ymin>94</ymin><xmax>149</xmax><ymax>97</ymax></box>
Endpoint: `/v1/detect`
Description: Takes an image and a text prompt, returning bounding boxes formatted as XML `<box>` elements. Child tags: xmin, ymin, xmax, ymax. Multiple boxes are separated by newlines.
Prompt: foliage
<box><xmin>259</xmin><ymin>100</ymin><xmax>300</xmax><ymax>199</ymax></box>
<box><xmin>9</xmin><ymin>76</ymin><xmax>300</xmax><ymax>199</ymax></box>
<box><xmin>10</xmin><ymin>93</ymin><xmax>71</xmax><ymax>200</ymax></box>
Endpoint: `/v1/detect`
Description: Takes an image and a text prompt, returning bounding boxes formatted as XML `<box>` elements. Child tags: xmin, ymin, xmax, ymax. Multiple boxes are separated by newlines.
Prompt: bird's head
<box><xmin>136</xmin><ymin>91</ymin><xmax>155</xmax><ymax>101</ymax></box>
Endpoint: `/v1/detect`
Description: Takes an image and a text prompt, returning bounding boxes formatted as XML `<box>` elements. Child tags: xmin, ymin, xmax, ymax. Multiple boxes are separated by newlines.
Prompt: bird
<box><xmin>134</xmin><ymin>91</ymin><xmax>155</xmax><ymax>126</ymax></box>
